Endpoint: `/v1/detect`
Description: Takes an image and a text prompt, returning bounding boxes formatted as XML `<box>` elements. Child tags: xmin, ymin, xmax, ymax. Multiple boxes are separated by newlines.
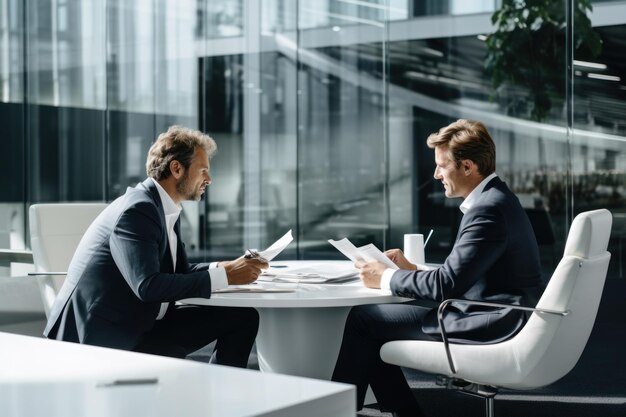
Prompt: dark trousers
<box><xmin>133</xmin><ymin>304</ymin><xmax>259</xmax><ymax>368</ymax></box>
<box><xmin>331</xmin><ymin>301</ymin><xmax>434</xmax><ymax>416</ymax></box>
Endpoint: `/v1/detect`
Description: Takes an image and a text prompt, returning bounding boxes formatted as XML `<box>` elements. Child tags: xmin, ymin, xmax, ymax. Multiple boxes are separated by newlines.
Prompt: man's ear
<box><xmin>462</xmin><ymin>160</ymin><xmax>473</xmax><ymax>176</ymax></box>
<box><xmin>170</xmin><ymin>160</ymin><xmax>184</xmax><ymax>179</ymax></box>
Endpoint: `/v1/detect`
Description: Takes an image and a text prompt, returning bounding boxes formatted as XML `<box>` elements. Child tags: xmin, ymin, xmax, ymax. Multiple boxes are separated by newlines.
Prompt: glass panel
<box><xmin>26</xmin><ymin>0</ymin><xmax>106</xmax><ymax>203</ymax></box>
<box><xmin>106</xmin><ymin>0</ymin><xmax>200</xmax><ymax>249</ymax></box>
<box><xmin>105</xmin><ymin>0</ymin><xmax>156</xmax><ymax>200</ymax></box>
<box><xmin>201</xmin><ymin>0</ymin><xmax>391</xmax><ymax>260</ymax></box>
<box><xmin>573</xmin><ymin>14</ymin><xmax>626</xmax><ymax>279</ymax></box>
<box><xmin>0</xmin><ymin>0</ymin><xmax>621</xmax><ymax>280</ymax></box>
<box><xmin>296</xmin><ymin>1</ymin><xmax>389</xmax><ymax>258</ymax></box>
<box><xmin>0</xmin><ymin>0</ymin><xmax>26</xmax><ymax>267</ymax></box>
<box><xmin>386</xmin><ymin>1</ymin><xmax>570</xmax><ymax>276</ymax></box>
<box><xmin>0</xmin><ymin>0</ymin><xmax>23</xmax><ymax>103</ymax></box>
<box><xmin>201</xmin><ymin>0</ymin><xmax>296</xmax><ymax>260</ymax></box>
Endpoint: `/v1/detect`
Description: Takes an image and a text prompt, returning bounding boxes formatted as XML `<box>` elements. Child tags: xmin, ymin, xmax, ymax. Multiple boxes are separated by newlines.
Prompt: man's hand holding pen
<box><xmin>219</xmin><ymin>252</ymin><xmax>269</xmax><ymax>285</ymax></box>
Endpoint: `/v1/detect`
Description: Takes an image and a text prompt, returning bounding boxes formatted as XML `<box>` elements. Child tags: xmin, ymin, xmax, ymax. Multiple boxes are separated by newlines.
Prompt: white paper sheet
<box><xmin>328</xmin><ymin>238</ymin><xmax>399</xmax><ymax>270</ymax></box>
<box><xmin>327</xmin><ymin>238</ymin><xmax>365</xmax><ymax>263</ymax></box>
<box><xmin>357</xmin><ymin>243</ymin><xmax>399</xmax><ymax>270</ymax></box>
<box><xmin>251</xmin><ymin>230</ymin><xmax>293</xmax><ymax>261</ymax></box>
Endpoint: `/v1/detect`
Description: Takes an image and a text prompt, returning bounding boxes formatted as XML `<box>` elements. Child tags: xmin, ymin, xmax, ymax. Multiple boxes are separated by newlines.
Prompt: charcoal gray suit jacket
<box><xmin>391</xmin><ymin>177</ymin><xmax>542</xmax><ymax>343</ymax></box>
<box><xmin>44</xmin><ymin>178</ymin><xmax>213</xmax><ymax>350</ymax></box>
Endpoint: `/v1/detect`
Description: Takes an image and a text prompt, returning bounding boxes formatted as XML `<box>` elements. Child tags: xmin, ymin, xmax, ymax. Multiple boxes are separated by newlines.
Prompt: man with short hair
<box><xmin>331</xmin><ymin>119</ymin><xmax>542</xmax><ymax>416</ymax></box>
<box><xmin>44</xmin><ymin>125</ymin><xmax>267</xmax><ymax>367</ymax></box>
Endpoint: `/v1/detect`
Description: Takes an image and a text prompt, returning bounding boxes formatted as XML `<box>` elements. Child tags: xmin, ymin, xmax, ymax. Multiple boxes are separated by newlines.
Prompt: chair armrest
<box><xmin>0</xmin><ymin>249</ymin><xmax>33</xmax><ymax>264</ymax></box>
<box><xmin>437</xmin><ymin>298</ymin><xmax>570</xmax><ymax>374</ymax></box>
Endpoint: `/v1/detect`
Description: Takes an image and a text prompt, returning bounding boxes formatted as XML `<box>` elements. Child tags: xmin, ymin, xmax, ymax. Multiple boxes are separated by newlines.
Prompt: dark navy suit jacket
<box><xmin>391</xmin><ymin>177</ymin><xmax>542</xmax><ymax>342</ymax></box>
<box><xmin>44</xmin><ymin>178</ymin><xmax>213</xmax><ymax>350</ymax></box>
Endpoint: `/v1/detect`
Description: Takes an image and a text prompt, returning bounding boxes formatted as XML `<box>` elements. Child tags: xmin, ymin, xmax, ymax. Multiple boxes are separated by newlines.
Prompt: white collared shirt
<box><xmin>379</xmin><ymin>173</ymin><xmax>498</xmax><ymax>291</ymax></box>
<box><xmin>150</xmin><ymin>178</ymin><xmax>227</xmax><ymax>320</ymax></box>
<box><xmin>459</xmin><ymin>172</ymin><xmax>497</xmax><ymax>214</ymax></box>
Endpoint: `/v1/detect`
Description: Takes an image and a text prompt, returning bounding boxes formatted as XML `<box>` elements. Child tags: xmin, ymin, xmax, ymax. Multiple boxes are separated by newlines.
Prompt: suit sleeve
<box><xmin>390</xmin><ymin>204</ymin><xmax>506</xmax><ymax>301</ymax></box>
<box><xmin>109</xmin><ymin>202</ymin><xmax>212</xmax><ymax>302</ymax></box>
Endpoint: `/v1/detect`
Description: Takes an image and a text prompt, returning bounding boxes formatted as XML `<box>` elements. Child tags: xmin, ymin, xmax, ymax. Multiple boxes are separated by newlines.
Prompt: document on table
<box><xmin>213</xmin><ymin>285</ymin><xmax>296</xmax><ymax>294</ymax></box>
<box><xmin>328</xmin><ymin>238</ymin><xmax>398</xmax><ymax>270</ymax></box>
<box><xmin>248</xmin><ymin>230</ymin><xmax>293</xmax><ymax>261</ymax></box>
<box><xmin>258</xmin><ymin>263</ymin><xmax>360</xmax><ymax>284</ymax></box>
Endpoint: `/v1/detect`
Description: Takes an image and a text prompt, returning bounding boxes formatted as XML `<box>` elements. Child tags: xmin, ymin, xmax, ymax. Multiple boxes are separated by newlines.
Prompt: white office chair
<box><xmin>29</xmin><ymin>203</ymin><xmax>108</xmax><ymax>318</ymax></box>
<box><xmin>380</xmin><ymin>209</ymin><xmax>612</xmax><ymax>417</ymax></box>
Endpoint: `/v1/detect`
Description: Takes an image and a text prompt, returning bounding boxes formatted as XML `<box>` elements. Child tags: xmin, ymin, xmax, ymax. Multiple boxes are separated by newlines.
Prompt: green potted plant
<box><xmin>485</xmin><ymin>0</ymin><xmax>602</xmax><ymax>122</ymax></box>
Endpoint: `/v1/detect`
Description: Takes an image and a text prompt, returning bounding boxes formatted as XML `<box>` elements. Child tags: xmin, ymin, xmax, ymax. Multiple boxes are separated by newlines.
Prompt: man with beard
<box><xmin>44</xmin><ymin>126</ymin><xmax>268</xmax><ymax>367</ymax></box>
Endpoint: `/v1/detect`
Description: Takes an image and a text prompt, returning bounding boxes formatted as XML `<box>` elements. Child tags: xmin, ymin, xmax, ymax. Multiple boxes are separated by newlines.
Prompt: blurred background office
<box><xmin>1</xmin><ymin>0</ymin><xmax>625</xmax><ymax>280</ymax></box>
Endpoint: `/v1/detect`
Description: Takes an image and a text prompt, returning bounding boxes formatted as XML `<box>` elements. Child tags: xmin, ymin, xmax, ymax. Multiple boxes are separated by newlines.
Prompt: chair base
<box><xmin>436</xmin><ymin>376</ymin><xmax>497</xmax><ymax>417</ymax></box>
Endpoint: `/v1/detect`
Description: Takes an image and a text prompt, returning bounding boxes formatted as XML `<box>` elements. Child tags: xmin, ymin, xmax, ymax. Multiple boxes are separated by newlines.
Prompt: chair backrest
<box><xmin>509</xmin><ymin>208</ymin><xmax>612</xmax><ymax>388</ymax></box>
<box><xmin>29</xmin><ymin>203</ymin><xmax>108</xmax><ymax>318</ymax></box>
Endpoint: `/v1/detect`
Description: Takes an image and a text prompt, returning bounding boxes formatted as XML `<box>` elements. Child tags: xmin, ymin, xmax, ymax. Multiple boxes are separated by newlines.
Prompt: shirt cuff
<box><xmin>209</xmin><ymin>261</ymin><xmax>220</xmax><ymax>269</ymax></box>
<box><xmin>380</xmin><ymin>268</ymin><xmax>395</xmax><ymax>291</ymax></box>
<box><xmin>209</xmin><ymin>267</ymin><xmax>228</xmax><ymax>291</ymax></box>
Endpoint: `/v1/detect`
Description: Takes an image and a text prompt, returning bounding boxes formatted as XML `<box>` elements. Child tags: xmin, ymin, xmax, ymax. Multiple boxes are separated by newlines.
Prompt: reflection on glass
<box><xmin>200</xmin><ymin>0</ymin><xmax>243</xmax><ymax>38</ymax></box>
<box><xmin>485</xmin><ymin>0</ymin><xmax>600</xmax><ymax>123</ymax></box>
<box><xmin>106</xmin><ymin>0</ymin><xmax>198</xmax><ymax>202</ymax></box>
<box><xmin>26</xmin><ymin>0</ymin><xmax>106</xmax><ymax>203</ymax></box>
<box><xmin>0</xmin><ymin>0</ymin><xmax>625</xmax><ymax>281</ymax></box>
<box><xmin>295</xmin><ymin>2</ymin><xmax>389</xmax><ymax>258</ymax></box>
<box><xmin>0</xmin><ymin>0</ymin><xmax>25</xmax><ymax>264</ymax></box>
<box><xmin>573</xmin><ymin>20</ymin><xmax>626</xmax><ymax>278</ymax></box>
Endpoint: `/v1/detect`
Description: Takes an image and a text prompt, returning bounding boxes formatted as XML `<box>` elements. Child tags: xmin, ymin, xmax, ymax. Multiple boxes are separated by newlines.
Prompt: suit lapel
<box><xmin>140</xmin><ymin>178</ymin><xmax>172</xmax><ymax>272</ymax></box>
<box><xmin>174</xmin><ymin>218</ymin><xmax>188</xmax><ymax>273</ymax></box>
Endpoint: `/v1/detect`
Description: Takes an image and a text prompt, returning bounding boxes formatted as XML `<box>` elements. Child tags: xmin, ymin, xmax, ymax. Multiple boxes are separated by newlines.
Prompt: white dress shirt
<box><xmin>379</xmin><ymin>173</ymin><xmax>498</xmax><ymax>291</ymax></box>
<box><xmin>151</xmin><ymin>178</ymin><xmax>228</xmax><ymax>320</ymax></box>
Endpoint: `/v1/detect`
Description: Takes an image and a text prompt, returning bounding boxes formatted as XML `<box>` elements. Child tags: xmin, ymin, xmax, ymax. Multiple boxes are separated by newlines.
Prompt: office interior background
<box><xmin>1</xmin><ymin>0</ymin><xmax>625</xmax><ymax>281</ymax></box>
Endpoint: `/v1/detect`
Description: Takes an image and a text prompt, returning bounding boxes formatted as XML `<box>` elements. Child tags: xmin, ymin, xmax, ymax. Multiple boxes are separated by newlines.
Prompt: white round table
<box><xmin>183</xmin><ymin>260</ymin><xmax>412</xmax><ymax>380</ymax></box>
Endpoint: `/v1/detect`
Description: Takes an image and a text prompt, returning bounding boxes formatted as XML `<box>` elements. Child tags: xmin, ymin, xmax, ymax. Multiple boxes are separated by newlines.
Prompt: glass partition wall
<box><xmin>1</xmin><ymin>0</ymin><xmax>625</xmax><ymax>280</ymax></box>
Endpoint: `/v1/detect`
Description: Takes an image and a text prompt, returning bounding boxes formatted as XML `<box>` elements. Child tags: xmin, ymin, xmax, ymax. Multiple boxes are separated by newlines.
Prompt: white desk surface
<box><xmin>0</xmin><ymin>332</ymin><xmax>355</xmax><ymax>417</ymax></box>
<box><xmin>184</xmin><ymin>260</ymin><xmax>412</xmax><ymax>308</ymax></box>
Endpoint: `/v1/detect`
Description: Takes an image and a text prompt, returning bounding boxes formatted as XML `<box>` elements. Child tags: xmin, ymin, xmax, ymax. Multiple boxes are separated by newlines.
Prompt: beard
<box><xmin>176</xmin><ymin>171</ymin><xmax>204</xmax><ymax>201</ymax></box>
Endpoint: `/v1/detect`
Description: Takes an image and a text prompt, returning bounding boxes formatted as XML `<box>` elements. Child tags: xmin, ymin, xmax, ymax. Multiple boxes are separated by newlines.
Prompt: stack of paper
<box><xmin>258</xmin><ymin>263</ymin><xmax>360</xmax><ymax>284</ymax></box>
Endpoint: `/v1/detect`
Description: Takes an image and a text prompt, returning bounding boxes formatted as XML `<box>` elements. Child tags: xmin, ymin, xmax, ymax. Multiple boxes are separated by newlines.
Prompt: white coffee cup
<box><xmin>404</xmin><ymin>233</ymin><xmax>425</xmax><ymax>265</ymax></box>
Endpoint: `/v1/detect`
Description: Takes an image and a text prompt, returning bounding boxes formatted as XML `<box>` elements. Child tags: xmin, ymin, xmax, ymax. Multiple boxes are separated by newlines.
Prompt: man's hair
<box><xmin>426</xmin><ymin>119</ymin><xmax>496</xmax><ymax>177</ymax></box>
<box><xmin>146</xmin><ymin>126</ymin><xmax>217</xmax><ymax>181</ymax></box>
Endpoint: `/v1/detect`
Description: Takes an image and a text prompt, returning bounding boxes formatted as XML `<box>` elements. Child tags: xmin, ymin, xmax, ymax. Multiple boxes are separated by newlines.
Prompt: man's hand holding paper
<box><xmin>329</xmin><ymin>237</ymin><xmax>415</xmax><ymax>289</ymax></box>
<box><xmin>355</xmin><ymin>260</ymin><xmax>388</xmax><ymax>288</ymax></box>
<box><xmin>248</xmin><ymin>230</ymin><xmax>293</xmax><ymax>262</ymax></box>
<box><xmin>220</xmin><ymin>256</ymin><xmax>269</xmax><ymax>285</ymax></box>
<box><xmin>383</xmin><ymin>249</ymin><xmax>417</xmax><ymax>271</ymax></box>
<box><xmin>221</xmin><ymin>230</ymin><xmax>293</xmax><ymax>285</ymax></box>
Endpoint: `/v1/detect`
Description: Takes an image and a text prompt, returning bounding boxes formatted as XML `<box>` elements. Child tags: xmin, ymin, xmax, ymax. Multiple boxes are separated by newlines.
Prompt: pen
<box><xmin>244</xmin><ymin>249</ymin><xmax>265</xmax><ymax>260</ymax></box>
<box><xmin>98</xmin><ymin>378</ymin><xmax>159</xmax><ymax>387</ymax></box>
